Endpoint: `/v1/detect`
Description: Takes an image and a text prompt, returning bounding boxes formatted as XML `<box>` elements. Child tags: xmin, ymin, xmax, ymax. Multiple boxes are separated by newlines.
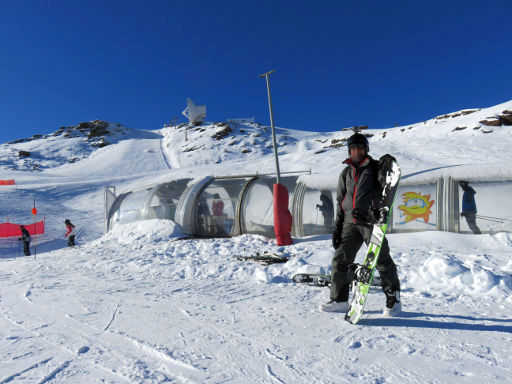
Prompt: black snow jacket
<box><xmin>21</xmin><ymin>229</ymin><xmax>31</xmax><ymax>243</ymax></box>
<box><xmin>334</xmin><ymin>156</ymin><xmax>382</xmax><ymax>229</ymax></box>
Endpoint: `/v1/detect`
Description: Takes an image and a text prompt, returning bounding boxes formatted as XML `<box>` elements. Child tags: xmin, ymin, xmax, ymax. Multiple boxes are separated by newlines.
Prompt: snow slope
<box><xmin>1</xmin><ymin>101</ymin><xmax>512</xmax><ymax>383</ymax></box>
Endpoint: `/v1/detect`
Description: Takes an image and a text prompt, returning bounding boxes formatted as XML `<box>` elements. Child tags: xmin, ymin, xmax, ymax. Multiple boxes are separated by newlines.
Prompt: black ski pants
<box><xmin>68</xmin><ymin>235</ymin><xmax>75</xmax><ymax>247</ymax></box>
<box><xmin>463</xmin><ymin>213</ymin><xmax>481</xmax><ymax>234</ymax></box>
<box><xmin>330</xmin><ymin>223</ymin><xmax>400</xmax><ymax>302</ymax></box>
<box><xmin>23</xmin><ymin>241</ymin><xmax>30</xmax><ymax>256</ymax></box>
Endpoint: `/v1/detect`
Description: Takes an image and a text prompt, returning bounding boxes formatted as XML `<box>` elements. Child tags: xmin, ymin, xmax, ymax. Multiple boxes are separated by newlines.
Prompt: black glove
<box><xmin>332</xmin><ymin>229</ymin><xmax>342</xmax><ymax>250</ymax></box>
<box><xmin>354</xmin><ymin>207</ymin><xmax>387</xmax><ymax>225</ymax></box>
<box><xmin>460</xmin><ymin>212</ymin><xmax>467</xmax><ymax>217</ymax></box>
<box><xmin>352</xmin><ymin>208</ymin><xmax>369</xmax><ymax>223</ymax></box>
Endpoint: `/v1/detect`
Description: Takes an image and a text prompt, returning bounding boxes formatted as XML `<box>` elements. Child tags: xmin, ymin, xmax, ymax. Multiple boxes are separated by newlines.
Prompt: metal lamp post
<box><xmin>259</xmin><ymin>69</ymin><xmax>293</xmax><ymax>245</ymax></box>
<box><xmin>259</xmin><ymin>70</ymin><xmax>281</xmax><ymax>184</ymax></box>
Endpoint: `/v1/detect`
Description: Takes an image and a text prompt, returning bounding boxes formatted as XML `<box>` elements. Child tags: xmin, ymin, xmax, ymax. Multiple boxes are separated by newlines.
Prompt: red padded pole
<box><xmin>273</xmin><ymin>183</ymin><xmax>293</xmax><ymax>246</ymax></box>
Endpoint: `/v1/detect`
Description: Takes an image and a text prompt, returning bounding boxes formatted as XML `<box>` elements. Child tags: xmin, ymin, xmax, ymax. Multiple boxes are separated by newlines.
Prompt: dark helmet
<box><xmin>347</xmin><ymin>133</ymin><xmax>369</xmax><ymax>154</ymax></box>
<box><xmin>64</xmin><ymin>219</ymin><xmax>71</xmax><ymax>224</ymax></box>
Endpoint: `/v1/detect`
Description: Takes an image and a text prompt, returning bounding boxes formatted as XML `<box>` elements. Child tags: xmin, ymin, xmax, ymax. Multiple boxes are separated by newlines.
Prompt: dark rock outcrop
<box><xmin>499</xmin><ymin>110</ymin><xmax>512</xmax><ymax>125</ymax></box>
<box><xmin>212</xmin><ymin>124</ymin><xmax>233</xmax><ymax>140</ymax></box>
<box><xmin>479</xmin><ymin>111</ymin><xmax>512</xmax><ymax>127</ymax></box>
<box><xmin>436</xmin><ymin>109</ymin><xmax>480</xmax><ymax>120</ymax></box>
<box><xmin>479</xmin><ymin>118</ymin><xmax>501</xmax><ymax>127</ymax></box>
<box><xmin>326</xmin><ymin>138</ymin><xmax>348</xmax><ymax>148</ymax></box>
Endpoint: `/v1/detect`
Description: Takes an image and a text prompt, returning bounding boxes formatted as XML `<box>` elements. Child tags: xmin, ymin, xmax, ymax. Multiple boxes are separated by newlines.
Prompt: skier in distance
<box><xmin>64</xmin><ymin>219</ymin><xmax>76</xmax><ymax>247</ymax></box>
<box><xmin>19</xmin><ymin>225</ymin><xmax>31</xmax><ymax>256</ymax></box>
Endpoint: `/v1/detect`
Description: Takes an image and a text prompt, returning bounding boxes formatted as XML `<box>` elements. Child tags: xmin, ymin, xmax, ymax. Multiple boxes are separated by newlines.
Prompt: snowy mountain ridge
<box><xmin>0</xmin><ymin>120</ymin><xmax>133</xmax><ymax>172</ymax></box>
<box><xmin>2</xmin><ymin>99</ymin><xmax>512</xmax><ymax>179</ymax></box>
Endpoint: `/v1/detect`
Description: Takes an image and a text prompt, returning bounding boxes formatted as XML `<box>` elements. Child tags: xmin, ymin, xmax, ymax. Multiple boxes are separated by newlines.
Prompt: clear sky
<box><xmin>1</xmin><ymin>0</ymin><xmax>511</xmax><ymax>143</ymax></box>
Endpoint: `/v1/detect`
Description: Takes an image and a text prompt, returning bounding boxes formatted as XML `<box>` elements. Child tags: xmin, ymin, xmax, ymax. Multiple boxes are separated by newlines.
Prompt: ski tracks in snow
<box><xmin>0</xmin><ymin>268</ymin><xmax>207</xmax><ymax>382</ymax></box>
<box><xmin>157</xmin><ymin>131</ymin><xmax>173</xmax><ymax>171</ymax></box>
<box><xmin>159</xmin><ymin>127</ymin><xmax>181</xmax><ymax>169</ymax></box>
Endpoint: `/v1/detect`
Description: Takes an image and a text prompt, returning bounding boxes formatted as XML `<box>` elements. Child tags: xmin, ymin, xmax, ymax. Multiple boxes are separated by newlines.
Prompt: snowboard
<box><xmin>345</xmin><ymin>156</ymin><xmax>401</xmax><ymax>324</ymax></box>
<box><xmin>235</xmin><ymin>252</ymin><xmax>288</xmax><ymax>265</ymax></box>
<box><xmin>292</xmin><ymin>272</ymin><xmax>382</xmax><ymax>288</ymax></box>
<box><xmin>292</xmin><ymin>273</ymin><xmax>331</xmax><ymax>286</ymax></box>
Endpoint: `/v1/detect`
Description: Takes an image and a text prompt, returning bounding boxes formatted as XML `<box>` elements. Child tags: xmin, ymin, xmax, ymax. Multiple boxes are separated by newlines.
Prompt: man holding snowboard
<box><xmin>319</xmin><ymin>133</ymin><xmax>401</xmax><ymax>316</ymax></box>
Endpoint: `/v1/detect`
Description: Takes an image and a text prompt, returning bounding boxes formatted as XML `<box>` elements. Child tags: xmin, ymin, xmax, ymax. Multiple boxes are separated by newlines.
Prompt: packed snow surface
<box><xmin>1</xmin><ymin>100</ymin><xmax>512</xmax><ymax>383</ymax></box>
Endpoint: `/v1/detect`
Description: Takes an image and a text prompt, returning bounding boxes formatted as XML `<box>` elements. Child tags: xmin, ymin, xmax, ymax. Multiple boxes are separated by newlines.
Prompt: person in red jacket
<box><xmin>64</xmin><ymin>219</ymin><xmax>76</xmax><ymax>246</ymax></box>
<box><xmin>211</xmin><ymin>193</ymin><xmax>224</xmax><ymax>216</ymax></box>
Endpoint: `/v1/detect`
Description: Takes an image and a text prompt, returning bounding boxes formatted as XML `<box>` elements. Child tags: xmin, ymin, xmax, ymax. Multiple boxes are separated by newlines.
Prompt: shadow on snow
<box><xmin>362</xmin><ymin>311</ymin><xmax>512</xmax><ymax>333</ymax></box>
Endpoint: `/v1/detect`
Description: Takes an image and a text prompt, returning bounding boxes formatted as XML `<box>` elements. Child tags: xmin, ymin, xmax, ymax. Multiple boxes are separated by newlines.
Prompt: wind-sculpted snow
<box><xmin>411</xmin><ymin>255</ymin><xmax>511</xmax><ymax>297</ymax></box>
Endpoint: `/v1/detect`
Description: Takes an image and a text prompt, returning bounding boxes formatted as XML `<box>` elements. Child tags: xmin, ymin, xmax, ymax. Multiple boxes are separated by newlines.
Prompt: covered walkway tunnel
<box><xmin>106</xmin><ymin>174</ymin><xmax>300</xmax><ymax>239</ymax></box>
<box><xmin>105</xmin><ymin>171</ymin><xmax>512</xmax><ymax>239</ymax></box>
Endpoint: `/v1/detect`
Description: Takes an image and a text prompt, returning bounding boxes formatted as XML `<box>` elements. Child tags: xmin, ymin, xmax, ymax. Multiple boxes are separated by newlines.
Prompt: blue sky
<box><xmin>1</xmin><ymin>0</ymin><xmax>511</xmax><ymax>143</ymax></box>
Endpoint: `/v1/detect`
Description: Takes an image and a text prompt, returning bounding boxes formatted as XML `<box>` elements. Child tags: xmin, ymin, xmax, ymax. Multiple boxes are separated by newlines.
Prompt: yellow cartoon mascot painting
<box><xmin>398</xmin><ymin>192</ymin><xmax>435</xmax><ymax>224</ymax></box>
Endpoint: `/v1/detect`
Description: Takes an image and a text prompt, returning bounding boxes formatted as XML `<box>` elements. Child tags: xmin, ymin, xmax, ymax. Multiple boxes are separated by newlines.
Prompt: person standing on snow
<box><xmin>316</xmin><ymin>192</ymin><xmax>334</xmax><ymax>227</ymax></box>
<box><xmin>319</xmin><ymin>133</ymin><xmax>401</xmax><ymax>316</ymax></box>
<box><xmin>459</xmin><ymin>181</ymin><xmax>481</xmax><ymax>234</ymax></box>
<box><xmin>19</xmin><ymin>225</ymin><xmax>31</xmax><ymax>256</ymax></box>
<box><xmin>211</xmin><ymin>193</ymin><xmax>224</xmax><ymax>216</ymax></box>
<box><xmin>64</xmin><ymin>219</ymin><xmax>76</xmax><ymax>246</ymax></box>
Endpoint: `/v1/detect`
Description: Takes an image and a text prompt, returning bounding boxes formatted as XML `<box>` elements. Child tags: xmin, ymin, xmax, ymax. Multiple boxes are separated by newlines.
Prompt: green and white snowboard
<box><xmin>345</xmin><ymin>157</ymin><xmax>401</xmax><ymax>324</ymax></box>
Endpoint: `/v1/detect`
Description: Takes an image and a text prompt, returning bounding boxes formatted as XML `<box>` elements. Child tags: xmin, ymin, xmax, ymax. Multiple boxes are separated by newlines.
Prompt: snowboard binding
<box><xmin>348</xmin><ymin>263</ymin><xmax>373</xmax><ymax>284</ymax></box>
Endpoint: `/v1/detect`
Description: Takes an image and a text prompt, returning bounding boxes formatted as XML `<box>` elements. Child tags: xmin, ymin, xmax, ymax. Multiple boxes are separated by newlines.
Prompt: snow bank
<box><xmin>410</xmin><ymin>255</ymin><xmax>507</xmax><ymax>295</ymax></box>
<box><xmin>97</xmin><ymin>219</ymin><xmax>184</xmax><ymax>245</ymax></box>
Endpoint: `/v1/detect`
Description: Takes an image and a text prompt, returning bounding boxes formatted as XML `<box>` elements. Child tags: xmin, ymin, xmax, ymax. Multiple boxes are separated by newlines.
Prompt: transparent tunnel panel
<box><xmin>457</xmin><ymin>181</ymin><xmax>512</xmax><ymax>234</ymax></box>
<box><xmin>148</xmin><ymin>179</ymin><xmax>191</xmax><ymax>221</ymax></box>
<box><xmin>302</xmin><ymin>189</ymin><xmax>335</xmax><ymax>236</ymax></box>
<box><xmin>107</xmin><ymin>193</ymin><xmax>129</xmax><ymax>231</ymax></box>
<box><xmin>196</xmin><ymin>178</ymin><xmax>252</xmax><ymax>237</ymax></box>
<box><xmin>112</xmin><ymin>188</ymin><xmax>152</xmax><ymax>225</ymax></box>
<box><xmin>241</xmin><ymin>176</ymin><xmax>298</xmax><ymax>237</ymax></box>
<box><xmin>241</xmin><ymin>179</ymin><xmax>274</xmax><ymax>236</ymax></box>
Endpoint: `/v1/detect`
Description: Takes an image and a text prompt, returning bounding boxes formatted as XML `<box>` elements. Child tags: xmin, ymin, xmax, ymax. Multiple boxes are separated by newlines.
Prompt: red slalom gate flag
<box><xmin>0</xmin><ymin>180</ymin><xmax>15</xmax><ymax>185</ymax></box>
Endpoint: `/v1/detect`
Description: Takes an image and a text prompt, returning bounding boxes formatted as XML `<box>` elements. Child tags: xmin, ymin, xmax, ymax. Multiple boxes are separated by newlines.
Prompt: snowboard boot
<box><xmin>383</xmin><ymin>289</ymin><xmax>401</xmax><ymax>317</ymax></box>
<box><xmin>319</xmin><ymin>300</ymin><xmax>349</xmax><ymax>313</ymax></box>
